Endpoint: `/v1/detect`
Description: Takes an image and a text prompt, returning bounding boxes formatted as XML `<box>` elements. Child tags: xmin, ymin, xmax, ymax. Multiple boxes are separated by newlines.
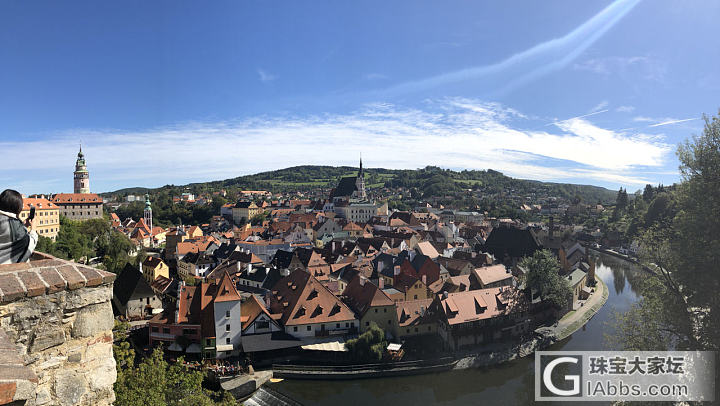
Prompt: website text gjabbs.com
<box><xmin>586</xmin><ymin>380</ymin><xmax>689</xmax><ymax>398</ymax></box>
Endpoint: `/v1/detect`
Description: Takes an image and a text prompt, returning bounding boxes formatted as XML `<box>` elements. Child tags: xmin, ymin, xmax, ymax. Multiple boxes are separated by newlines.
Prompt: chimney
<box><xmin>394</xmin><ymin>265</ymin><xmax>401</xmax><ymax>276</ymax></box>
<box><xmin>379</xmin><ymin>278</ymin><xmax>384</xmax><ymax>289</ymax></box>
<box><xmin>332</xmin><ymin>241</ymin><xmax>336</xmax><ymax>252</ymax></box>
<box><xmin>247</xmin><ymin>262</ymin><xmax>253</xmax><ymax>274</ymax></box>
<box><xmin>264</xmin><ymin>293</ymin><xmax>271</xmax><ymax>309</ymax></box>
<box><xmin>422</xmin><ymin>274</ymin><xmax>427</xmax><ymax>285</ymax></box>
<box><xmin>359</xmin><ymin>277</ymin><xmax>366</xmax><ymax>286</ymax></box>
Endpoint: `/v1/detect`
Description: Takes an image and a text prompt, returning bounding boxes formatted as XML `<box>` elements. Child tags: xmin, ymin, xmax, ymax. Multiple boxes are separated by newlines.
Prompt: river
<box><xmin>269</xmin><ymin>253</ymin><xmax>643</xmax><ymax>405</ymax></box>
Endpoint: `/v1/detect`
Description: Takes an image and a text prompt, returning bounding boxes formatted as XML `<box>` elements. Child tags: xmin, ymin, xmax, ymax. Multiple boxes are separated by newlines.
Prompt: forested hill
<box><xmin>105</xmin><ymin>165</ymin><xmax>617</xmax><ymax>204</ymax></box>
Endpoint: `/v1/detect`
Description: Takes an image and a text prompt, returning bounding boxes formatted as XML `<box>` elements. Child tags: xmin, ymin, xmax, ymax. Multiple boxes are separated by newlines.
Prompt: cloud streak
<box><xmin>375</xmin><ymin>0</ymin><xmax>640</xmax><ymax>96</ymax></box>
<box><xmin>0</xmin><ymin>99</ymin><xmax>671</xmax><ymax>193</ymax></box>
<box><xmin>648</xmin><ymin>117</ymin><xmax>697</xmax><ymax>127</ymax></box>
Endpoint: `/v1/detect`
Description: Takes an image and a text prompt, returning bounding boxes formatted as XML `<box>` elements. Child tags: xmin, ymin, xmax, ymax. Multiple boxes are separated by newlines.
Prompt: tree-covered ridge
<box><xmin>104</xmin><ymin>165</ymin><xmax>617</xmax><ymax>204</ymax></box>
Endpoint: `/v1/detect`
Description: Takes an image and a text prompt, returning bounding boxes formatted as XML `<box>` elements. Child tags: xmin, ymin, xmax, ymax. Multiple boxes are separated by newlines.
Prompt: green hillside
<box><xmin>104</xmin><ymin>165</ymin><xmax>617</xmax><ymax>204</ymax></box>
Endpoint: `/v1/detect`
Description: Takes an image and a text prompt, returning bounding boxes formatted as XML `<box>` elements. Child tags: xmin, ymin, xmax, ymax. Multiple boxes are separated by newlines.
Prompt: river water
<box><xmin>270</xmin><ymin>253</ymin><xmax>643</xmax><ymax>405</ymax></box>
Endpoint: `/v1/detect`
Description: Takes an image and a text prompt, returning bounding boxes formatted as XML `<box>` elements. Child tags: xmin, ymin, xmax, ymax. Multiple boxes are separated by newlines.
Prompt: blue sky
<box><xmin>2</xmin><ymin>0</ymin><xmax>719</xmax><ymax>194</ymax></box>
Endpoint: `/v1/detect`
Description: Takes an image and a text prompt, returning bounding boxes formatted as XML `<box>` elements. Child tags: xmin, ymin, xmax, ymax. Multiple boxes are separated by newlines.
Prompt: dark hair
<box><xmin>0</xmin><ymin>189</ymin><xmax>24</xmax><ymax>216</ymax></box>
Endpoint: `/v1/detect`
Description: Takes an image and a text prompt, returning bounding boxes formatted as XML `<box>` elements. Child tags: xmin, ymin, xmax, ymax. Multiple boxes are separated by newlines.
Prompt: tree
<box><xmin>345</xmin><ymin>322</ymin><xmax>387</xmax><ymax>362</ymax></box>
<box><xmin>610</xmin><ymin>111</ymin><xmax>720</xmax><ymax>352</ymax></box>
<box><xmin>519</xmin><ymin>250</ymin><xmax>571</xmax><ymax>311</ymax></box>
<box><xmin>114</xmin><ymin>345</ymin><xmax>236</xmax><ymax>406</ymax></box>
<box><xmin>642</xmin><ymin>184</ymin><xmax>654</xmax><ymax>202</ymax></box>
<box><xmin>97</xmin><ymin>230</ymin><xmax>135</xmax><ymax>273</ymax></box>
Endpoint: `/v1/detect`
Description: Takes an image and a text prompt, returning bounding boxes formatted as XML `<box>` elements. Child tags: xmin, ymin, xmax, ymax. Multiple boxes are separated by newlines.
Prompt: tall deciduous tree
<box><xmin>611</xmin><ymin>111</ymin><xmax>720</xmax><ymax>351</ymax></box>
<box><xmin>519</xmin><ymin>250</ymin><xmax>571</xmax><ymax>312</ymax></box>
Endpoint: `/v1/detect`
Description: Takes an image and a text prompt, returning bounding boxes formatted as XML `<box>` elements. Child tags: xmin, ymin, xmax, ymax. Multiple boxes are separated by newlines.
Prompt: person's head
<box><xmin>0</xmin><ymin>189</ymin><xmax>24</xmax><ymax>216</ymax></box>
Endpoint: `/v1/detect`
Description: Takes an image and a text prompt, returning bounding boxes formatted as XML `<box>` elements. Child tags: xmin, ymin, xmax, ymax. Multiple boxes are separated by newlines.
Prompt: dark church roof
<box><xmin>331</xmin><ymin>176</ymin><xmax>358</xmax><ymax>199</ymax></box>
<box><xmin>482</xmin><ymin>226</ymin><xmax>541</xmax><ymax>260</ymax></box>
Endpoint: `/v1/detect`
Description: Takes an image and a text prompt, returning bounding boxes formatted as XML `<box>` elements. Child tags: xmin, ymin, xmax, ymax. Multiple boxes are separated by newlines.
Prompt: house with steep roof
<box><xmin>239</xmin><ymin>295</ymin><xmax>301</xmax><ymax>355</ymax></box>
<box><xmin>430</xmin><ymin>286</ymin><xmax>530</xmax><ymax>350</ymax></box>
<box><xmin>341</xmin><ymin>275</ymin><xmax>398</xmax><ymax>337</ymax></box>
<box><xmin>113</xmin><ymin>264</ymin><xmax>162</xmax><ymax>319</ymax></box>
<box><xmin>268</xmin><ymin>269</ymin><xmax>358</xmax><ymax>340</ymax></box>
<box><xmin>141</xmin><ymin>255</ymin><xmax>170</xmax><ymax>282</ymax></box>
<box><xmin>148</xmin><ymin>272</ymin><xmax>242</xmax><ymax>359</ymax></box>
<box><xmin>396</xmin><ymin>299</ymin><xmax>435</xmax><ymax>338</ymax></box>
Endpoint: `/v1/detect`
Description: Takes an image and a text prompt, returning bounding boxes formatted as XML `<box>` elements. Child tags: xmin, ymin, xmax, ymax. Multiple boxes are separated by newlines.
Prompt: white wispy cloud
<box><xmin>616</xmin><ymin>105</ymin><xmax>635</xmax><ymax>113</ymax></box>
<box><xmin>591</xmin><ymin>100</ymin><xmax>609</xmax><ymax>113</ymax></box>
<box><xmin>1</xmin><ymin>99</ymin><xmax>671</xmax><ymax>193</ymax></box>
<box><xmin>573</xmin><ymin>55</ymin><xmax>667</xmax><ymax>82</ymax></box>
<box><xmin>257</xmin><ymin>68</ymin><xmax>276</xmax><ymax>82</ymax></box>
<box><xmin>376</xmin><ymin>0</ymin><xmax>640</xmax><ymax>96</ymax></box>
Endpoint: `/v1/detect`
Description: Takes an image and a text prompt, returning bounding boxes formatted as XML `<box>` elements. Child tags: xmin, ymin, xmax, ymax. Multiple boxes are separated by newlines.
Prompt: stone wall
<box><xmin>0</xmin><ymin>254</ymin><xmax>117</xmax><ymax>406</ymax></box>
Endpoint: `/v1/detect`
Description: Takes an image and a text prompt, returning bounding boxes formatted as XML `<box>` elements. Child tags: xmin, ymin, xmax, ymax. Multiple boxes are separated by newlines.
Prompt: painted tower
<box><xmin>354</xmin><ymin>156</ymin><xmax>367</xmax><ymax>200</ymax></box>
<box><xmin>144</xmin><ymin>193</ymin><xmax>153</xmax><ymax>232</ymax></box>
<box><xmin>73</xmin><ymin>146</ymin><xmax>90</xmax><ymax>194</ymax></box>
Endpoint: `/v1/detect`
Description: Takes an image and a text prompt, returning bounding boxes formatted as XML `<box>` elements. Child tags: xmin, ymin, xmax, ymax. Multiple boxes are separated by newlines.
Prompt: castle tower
<box><xmin>73</xmin><ymin>145</ymin><xmax>90</xmax><ymax>194</ymax></box>
<box><xmin>144</xmin><ymin>194</ymin><xmax>153</xmax><ymax>234</ymax></box>
<box><xmin>354</xmin><ymin>156</ymin><xmax>367</xmax><ymax>200</ymax></box>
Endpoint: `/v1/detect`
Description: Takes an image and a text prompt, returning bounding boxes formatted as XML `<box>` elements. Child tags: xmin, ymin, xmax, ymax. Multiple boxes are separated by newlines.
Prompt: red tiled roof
<box><xmin>472</xmin><ymin>264</ymin><xmax>513</xmax><ymax>286</ymax></box>
<box><xmin>438</xmin><ymin>287</ymin><xmax>523</xmax><ymax>325</ymax></box>
<box><xmin>341</xmin><ymin>276</ymin><xmax>394</xmax><ymax>318</ymax></box>
<box><xmin>22</xmin><ymin>197</ymin><xmax>57</xmax><ymax>211</ymax></box>
<box><xmin>51</xmin><ymin>193</ymin><xmax>102</xmax><ymax>204</ymax></box>
<box><xmin>269</xmin><ymin>269</ymin><xmax>356</xmax><ymax>326</ymax></box>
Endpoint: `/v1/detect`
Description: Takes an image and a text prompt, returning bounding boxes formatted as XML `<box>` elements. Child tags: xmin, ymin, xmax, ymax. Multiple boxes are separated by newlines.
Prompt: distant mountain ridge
<box><xmin>104</xmin><ymin>165</ymin><xmax>618</xmax><ymax>204</ymax></box>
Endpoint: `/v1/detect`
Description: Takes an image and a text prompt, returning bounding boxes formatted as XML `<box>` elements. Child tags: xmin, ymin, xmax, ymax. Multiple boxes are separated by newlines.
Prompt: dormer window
<box><xmin>307</xmin><ymin>289</ymin><xmax>318</xmax><ymax>300</ymax></box>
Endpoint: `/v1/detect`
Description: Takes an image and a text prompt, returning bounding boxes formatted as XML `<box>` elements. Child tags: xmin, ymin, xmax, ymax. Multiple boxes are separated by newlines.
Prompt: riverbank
<box><xmin>265</xmin><ymin>278</ymin><xmax>609</xmax><ymax>379</ymax></box>
<box><xmin>273</xmin><ymin>358</ymin><xmax>457</xmax><ymax>380</ymax></box>
<box><xmin>453</xmin><ymin>274</ymin><xmax>608</xmax><ymax>369</ymax></box>
<box><xmin>554</xmin><ymin>275</ymin><xmax>608</xmax><ymax>340</ymax></box>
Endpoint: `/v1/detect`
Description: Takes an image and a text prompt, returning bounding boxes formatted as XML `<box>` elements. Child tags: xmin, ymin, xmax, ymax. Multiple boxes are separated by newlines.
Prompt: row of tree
<box><xmin>36</xmin><ymin>217</ymin><xmax>137</xmax><ymax>274</ymax></box>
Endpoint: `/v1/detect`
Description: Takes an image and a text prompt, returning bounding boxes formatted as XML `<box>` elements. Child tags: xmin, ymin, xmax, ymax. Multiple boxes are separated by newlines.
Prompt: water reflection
<box><xmin>271</xmin><ymin>253</ymin><xmax>644</xmax><ymax>406</ymax></box>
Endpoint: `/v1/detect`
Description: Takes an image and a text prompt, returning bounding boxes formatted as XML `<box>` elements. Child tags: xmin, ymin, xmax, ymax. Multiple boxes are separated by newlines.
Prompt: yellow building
<box><xmin>20</xmin><ymin>198</ymin><xmax>60</xmax><ymax>241</ymax></box>
<box><xmin>231</xmin><ymin>201</ymin><xmax>261</xmax><ymax>224</ymax></box>
<box><xmin>141</xmin><ymin>256</ymin><xmax>170</xmax><ymax>282</ymax></box>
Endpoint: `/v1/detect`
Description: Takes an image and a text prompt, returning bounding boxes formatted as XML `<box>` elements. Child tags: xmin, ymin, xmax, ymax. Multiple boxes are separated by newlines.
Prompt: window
<box><xmin>388</xmin><ymin>320</ymin><xmax>391</xmax><ymax>325</ymax></box>
<box><xmin>306</xmin><ymin>326</ymin><xmax>311</xmax><ymax>331</ymax></box>
<box><xmin>345</xmin><ymin>322</ymin><xmax>349</xmax><ymax>328</ymax></box>
<box><xmin>225</xmin><ymin>324</ymin><xmax>230</xmax><ymax>332</ymax></box>
<box><xmin>151</xmin><ymin>327</ymin><xmax>158</xmax><ymax>333</ymax></box>
<box><xmin>293</xmin><ymin>326</ymin><xmax>298</xmax><ymax>332</ymax></box>
<box><xmin>163</xmin><ymin>328</ymin><xmax>170</xmax><ymax>334</ymax></box>
<box><xmin>365</xmin><ymin>321</ymin><xmax>369</xmax><ymax>326</ymax></box>
<box><xmin>336</xmin><ymin>323</ymin><xmax>340</xmax><ymax>328</ymax></box>
<box><xmin>226</xmin><ymin>338</ymin><xmax>230</xmax><ymax>344</ymax></box>
<box><xmin>414</xmin><ymin>294</ymin><xmax>418</xmax><ymax>300</ymax></box>
<box><xmin>256</xmin><ymin>320</ymin><xmax>270</xmax><ymax>329</ymax></box>
<box><xmin>225</xmin><ymin>310</ymin><xmax>230</xmax><ymax>318</ymax></box>
<box><xmin>374</xmin><ymin>309</ymin><xmax>378</xmax><ymax>313</ymax></box>
<box><xmin>428</xmin><ymin>326</ymin><xmax>432</xmax><ymax>331</ymax></box>
<box><xmin>182</xmin><ymin>328</ymin><xmax>196</xmax><ymax>335</ymax></box>
<box><xmin>384</xmin><ymin>308</ymin><xmax>387</xmax><ymax>313</ymax></box>
<box><xmin>415</xmin><ymin>327</ymin><xmax>419</xmax><ymax>333</ymax></box>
